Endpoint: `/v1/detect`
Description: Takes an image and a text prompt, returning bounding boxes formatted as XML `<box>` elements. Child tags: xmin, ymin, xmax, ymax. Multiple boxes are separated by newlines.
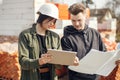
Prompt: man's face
<box><xmin>70</xmin><ymin>12</ymin><xmax>86</xmax><ymax>30</ymax></box>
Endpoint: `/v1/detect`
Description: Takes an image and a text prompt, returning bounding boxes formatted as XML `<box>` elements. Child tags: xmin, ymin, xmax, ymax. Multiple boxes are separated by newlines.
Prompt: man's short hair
<box><xmin>68</xmin><ymin>3</ymin><xmax>86</xmax><ymax>15</ymax></box>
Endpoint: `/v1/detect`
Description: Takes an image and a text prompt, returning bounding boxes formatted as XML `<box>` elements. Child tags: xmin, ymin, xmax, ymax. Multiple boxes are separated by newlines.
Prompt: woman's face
<box><xmin>41</xmin><ymin>18</ymin><xmax>56</xmax><ymax>30</ymax></box>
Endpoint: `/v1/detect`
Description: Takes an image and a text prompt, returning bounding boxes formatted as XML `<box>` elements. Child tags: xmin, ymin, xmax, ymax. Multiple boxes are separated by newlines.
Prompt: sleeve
<box><xmin>18</xmin><ymin>32</ymin><xmax>40</xmax><ymax>70</ymax></box>
<box><xmin>61</xmin><ymin>37</ymin><xmax>73</xmax><ymax>51</ymax></box>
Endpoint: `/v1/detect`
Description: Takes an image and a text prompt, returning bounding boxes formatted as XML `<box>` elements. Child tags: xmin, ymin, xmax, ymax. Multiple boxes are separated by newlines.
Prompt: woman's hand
<box><xmin>39</xmin><ymin>53</ymin><xmax>52</xmax><ymax>65</ymax></box>
<box><xmin>73</xmin><ymin>56</ymin><xmax>79</xmax><ymax>66</ymax></box>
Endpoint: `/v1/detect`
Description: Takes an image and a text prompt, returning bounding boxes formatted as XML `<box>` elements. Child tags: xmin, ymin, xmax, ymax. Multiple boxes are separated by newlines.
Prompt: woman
<box><xmin>18</xmin><ymin>3</ymin><xmax>61</xmax><ymax>80</ymax></box>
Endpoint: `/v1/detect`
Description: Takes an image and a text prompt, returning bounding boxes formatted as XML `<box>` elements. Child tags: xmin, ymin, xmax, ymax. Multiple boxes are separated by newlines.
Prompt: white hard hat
<box><xmin>37</xmin><ymin>3</ymin><xmax>59</xmax><ymax>19</ymax></box>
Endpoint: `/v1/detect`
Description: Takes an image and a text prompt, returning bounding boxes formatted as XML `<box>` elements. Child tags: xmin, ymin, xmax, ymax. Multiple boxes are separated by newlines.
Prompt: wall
<box><xmin>0</xmin><ymin>0</ymin><xmax>35</xmax><ymax>36</ymax></box>
<box><xmin>0</xmin><ymin>0</ymin><xmax>2</xmax><ymax>4</ymax></box>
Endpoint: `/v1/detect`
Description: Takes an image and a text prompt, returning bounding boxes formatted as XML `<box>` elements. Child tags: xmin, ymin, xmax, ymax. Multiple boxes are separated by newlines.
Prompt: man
<box><xmin>61</xmin><ymin>3</ymin><xmax>106</xmax><ymax>80</ymax></box>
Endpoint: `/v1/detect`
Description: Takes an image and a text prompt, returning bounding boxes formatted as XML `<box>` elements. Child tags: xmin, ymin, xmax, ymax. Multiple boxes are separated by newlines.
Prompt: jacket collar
<box><xmin>82</xmin><ymin>24</ymin><xmax>89</xmax><ymax>34</ymax></box>
<box><xmin>30</xmin><ymin>23</ymin><xmax>51</xmax><ymax>37</ymax></box>
<box><xmin>30</xmin><ymin>24</ymin><xmax>37</xmax><ymax>35</ymax></box>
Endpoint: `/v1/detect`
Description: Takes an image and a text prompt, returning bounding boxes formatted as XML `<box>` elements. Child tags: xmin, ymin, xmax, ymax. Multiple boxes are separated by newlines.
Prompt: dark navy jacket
<box><xmin>61</xmin><ymin>25</ymin><xmax>107</xmax><ymax>80</ymax></box>
<box><xmin>61</xmin><ymin>25</ymin><xmax>106</xmax><ymax>60</ymax></box>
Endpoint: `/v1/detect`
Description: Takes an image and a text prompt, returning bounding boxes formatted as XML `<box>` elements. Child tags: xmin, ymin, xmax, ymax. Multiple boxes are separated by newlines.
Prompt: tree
<box><xmin>105</xmin><ymin>0</ymin><xmax>120</xmax><ymax>18</ymax></box>
<box><xmin>82</xmin><ymin>0</ymin><xmax>94</xmax><ymax>7</ymax></box>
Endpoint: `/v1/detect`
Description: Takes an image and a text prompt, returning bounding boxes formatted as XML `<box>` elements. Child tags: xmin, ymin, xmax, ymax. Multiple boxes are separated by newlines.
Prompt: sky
<box><xmin>53</xmin><ymin>0</ymin><xmax>120</xmax><ymax>16</ymax></box>
<box><xmin>92</xmin><ymin>0</ymin><xmax>108</xmax><ymax>8</ymax></box>
<box><xmin>0</xmin><ymin>0</ymin><xmax>115</xmax><ymax>9</ymax></box>
<box><xmin>52</xmin><ymin>0</ymin><xmax>110</xmax><ymax>9</ymax></box>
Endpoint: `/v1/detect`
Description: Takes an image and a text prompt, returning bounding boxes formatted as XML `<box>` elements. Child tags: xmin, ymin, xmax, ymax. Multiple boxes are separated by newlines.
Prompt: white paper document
<box><xmin>48</xmin><ymin>49</ymin><xmax>77</xmax><ymax>65</ymax></box>
<box><xmin>69</xmin><ymin>49</ymin><xmax>120</xmax><ymax>76</ymax></box>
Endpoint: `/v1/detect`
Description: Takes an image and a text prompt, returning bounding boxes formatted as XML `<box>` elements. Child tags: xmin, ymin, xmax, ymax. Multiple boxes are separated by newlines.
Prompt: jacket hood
<box><xmin>64</xmin><ymin>25</ymin><xmax>88</xmax><ymax>36</ymax></box>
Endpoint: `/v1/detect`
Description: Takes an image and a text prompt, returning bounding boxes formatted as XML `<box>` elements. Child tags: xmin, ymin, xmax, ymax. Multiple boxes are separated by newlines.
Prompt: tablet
<box><xmin>48</xmin><ymin>49</ymin><xmax>77</xmax><ymax>65</ymax></box>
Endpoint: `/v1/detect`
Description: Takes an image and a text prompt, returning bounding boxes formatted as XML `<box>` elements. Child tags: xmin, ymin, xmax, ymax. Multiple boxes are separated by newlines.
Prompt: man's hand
<box><xmin>73</xmin><ymin>56</ymin><xmax>79</xmax><ymax>66</ymax></box>
<box><xmin>115</xmin><ymin>59</ymin><xmax>120</xmax><ymax>65</ymax></box>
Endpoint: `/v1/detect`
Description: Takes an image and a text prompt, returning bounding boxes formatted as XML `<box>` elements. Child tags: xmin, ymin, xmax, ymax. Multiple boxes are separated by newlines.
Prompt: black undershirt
<box><xmin>36</xmin><ymin>34</ymin><xmax>51</xmax><ymax>80</ymax></box>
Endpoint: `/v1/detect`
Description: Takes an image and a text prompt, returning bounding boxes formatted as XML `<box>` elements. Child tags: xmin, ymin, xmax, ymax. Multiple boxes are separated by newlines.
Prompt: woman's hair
<box><xmin>68</xmin><ymin>3</ymin><xmax>86</xmax><ymax>15</ymax></box>
<box><xmin>37</xmin><ymin>13</ymin><xmax>54</xmax><ymax>24</ymax></box>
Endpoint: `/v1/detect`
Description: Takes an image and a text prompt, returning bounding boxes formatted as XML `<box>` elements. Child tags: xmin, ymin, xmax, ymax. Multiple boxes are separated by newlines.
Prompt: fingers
<box><xmin>115</xmin><ymin>60</ymin><xmax>120</xmax><ymax>65</ymax></box>
<box><xmin>41</xmin><ymin>53</ymin><xmax>52</xmax><ymax>58</ymax></box>
<box><xmin>39</xmin><ymin>53</ymin><xmax>52</xmax><ymax>65</ymax></box>
<box><xmin>73</xmin><ymin>56</ymin><xmax>79</xmax><ymax>66</ymax></box>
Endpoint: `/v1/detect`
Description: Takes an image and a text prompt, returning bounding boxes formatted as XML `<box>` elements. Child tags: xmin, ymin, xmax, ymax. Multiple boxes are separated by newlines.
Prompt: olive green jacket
<box><xmin>18</xmin><ymin>24</ymin><xmax>61</xmax><ymax>80</ymax></box>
